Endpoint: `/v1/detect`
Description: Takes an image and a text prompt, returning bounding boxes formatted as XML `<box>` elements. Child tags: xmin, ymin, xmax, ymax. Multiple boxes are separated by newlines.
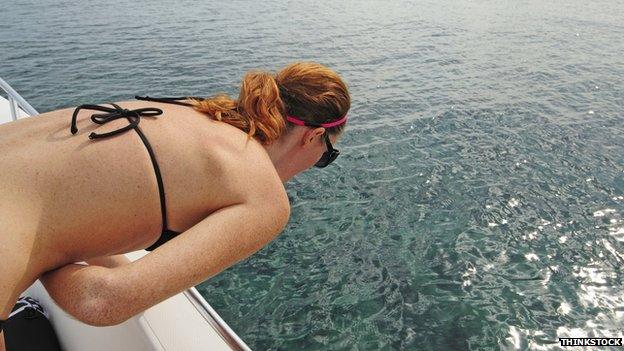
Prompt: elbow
<box><xmin>72</xmin><ymin>274</ymin><xmax>131</xmax><ymax>327</ymax></box>
<box><xmin>75</xmin><ymin>297</ymin><xmax>131</xmax><ymax>327</ymax></box>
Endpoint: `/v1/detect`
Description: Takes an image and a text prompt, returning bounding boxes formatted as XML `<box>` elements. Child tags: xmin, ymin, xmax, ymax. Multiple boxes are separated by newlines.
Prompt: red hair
<box><xmin>188</xmin><ymin>62</ymin><xmax>350</xmax><ymax>144</ymax></box>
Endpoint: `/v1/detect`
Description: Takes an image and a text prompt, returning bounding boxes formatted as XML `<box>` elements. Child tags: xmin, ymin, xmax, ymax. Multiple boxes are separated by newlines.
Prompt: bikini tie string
<box><xmin>70</xmin><ymin>103</ymin><xmax>163</xmax><ymax>139</ymax></box>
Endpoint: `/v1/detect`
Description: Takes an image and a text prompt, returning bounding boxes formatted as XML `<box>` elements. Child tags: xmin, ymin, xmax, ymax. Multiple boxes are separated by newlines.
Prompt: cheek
<box><xmin>302</xmin><ymin>147</ymin><xmax>323</xmax><ymax>169</ymax></box>
<box><xmin>305</xmin><ymin>151</ymin><xmax>320</xmax><ymax>167</ymax></box>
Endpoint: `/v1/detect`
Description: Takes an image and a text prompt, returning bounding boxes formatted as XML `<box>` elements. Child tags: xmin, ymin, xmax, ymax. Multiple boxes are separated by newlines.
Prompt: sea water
<box><xmin>2</xmin><ymin>0</ymin><xmax>623</xmax><ymax>349</ymax></box>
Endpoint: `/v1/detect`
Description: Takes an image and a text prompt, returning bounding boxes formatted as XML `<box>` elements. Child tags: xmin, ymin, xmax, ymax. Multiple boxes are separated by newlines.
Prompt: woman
<box><xmin>0</xmin><ymin>61</ymin><xmax>350</xmax><ymax>349</ymax></box>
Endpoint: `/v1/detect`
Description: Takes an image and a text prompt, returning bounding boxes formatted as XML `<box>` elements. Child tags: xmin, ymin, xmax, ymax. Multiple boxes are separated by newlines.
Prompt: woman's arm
<box><xmin>85</xmin><ymin>254</ymin><xmax>131</xmax><ymax>268</ymax></box>
<box><xmin>39</xmin><ymin>263</ymin><xmax>116</xmax><ymax>326</ymax></box>
<box><xmin>41</xmin><ymin>198</ymin><xmax>289</xmax><ymax>327</ymax></box>
<box><xmin>39</xmin><ymin>255</ymin><xmax>131</xmax><ymax>324</ymax></box>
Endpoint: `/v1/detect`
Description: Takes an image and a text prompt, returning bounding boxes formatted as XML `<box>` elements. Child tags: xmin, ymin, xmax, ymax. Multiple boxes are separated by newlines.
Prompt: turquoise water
<box><xmin>2</xmin><ymin>1</ymin><xmax>624</xmax><ymax>349</ymax></box>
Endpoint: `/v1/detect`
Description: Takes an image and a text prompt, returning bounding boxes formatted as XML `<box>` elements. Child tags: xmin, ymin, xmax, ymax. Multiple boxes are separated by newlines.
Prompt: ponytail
<box><xmin>189</xmin><ymin>62</ymin><xmax>350</xmax><ymax>144</ymax></box>
<box><xmin>188</xmin><ymin>71</ymin><xmax>286</xmax><ymax>144</ymax></box>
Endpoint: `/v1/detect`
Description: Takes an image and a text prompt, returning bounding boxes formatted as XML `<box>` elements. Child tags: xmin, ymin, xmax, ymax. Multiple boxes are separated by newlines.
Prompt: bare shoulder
<box><xmin>112</xmin><ymin>99</ymin><xmax>290</xmax><ymax>215</ymax></box>
<box><xmin>203</xmin><ymin>123</ymin><xmax>290</xmax><ymax>216</ymax></box>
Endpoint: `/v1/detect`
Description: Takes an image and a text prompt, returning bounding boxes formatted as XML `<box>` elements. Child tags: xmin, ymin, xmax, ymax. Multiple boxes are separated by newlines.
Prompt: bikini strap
<box><xmin>135</xmin><ymin>95</ymin><xmax>202</xmax><ymax>107</ymax></box>
<box><xmin>69</xmin><ymin>103</ymin><xmax>170</xmax><ymax>236</ymax></box>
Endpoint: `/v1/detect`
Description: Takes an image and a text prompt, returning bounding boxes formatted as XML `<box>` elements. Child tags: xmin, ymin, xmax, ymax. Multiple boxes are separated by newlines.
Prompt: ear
<box><xmin>302</xmin><ymin>127</ymin><xmax>326</xmax><ymax>146</ymax></box>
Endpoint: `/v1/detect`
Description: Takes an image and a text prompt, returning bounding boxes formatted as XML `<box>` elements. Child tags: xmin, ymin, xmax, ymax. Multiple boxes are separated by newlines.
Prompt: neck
<box><xmin>262</xmin><ymin>138</ymin><xmax>297</xmax><ymax>183</ymax></box>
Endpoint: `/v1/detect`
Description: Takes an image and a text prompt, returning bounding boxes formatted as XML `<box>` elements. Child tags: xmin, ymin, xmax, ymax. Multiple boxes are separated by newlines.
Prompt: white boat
<box><xmin>0</xmin><ymin>78</ymin><xmax>252</xmax><ymax>351</ymax></box>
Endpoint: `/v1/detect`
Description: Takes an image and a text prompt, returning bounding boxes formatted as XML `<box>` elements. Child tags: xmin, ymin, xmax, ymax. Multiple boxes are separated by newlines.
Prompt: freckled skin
<box><xmin>0</xmin><ymin>100</ymin><xmax>337</xmax><ymax>341</ymax></box>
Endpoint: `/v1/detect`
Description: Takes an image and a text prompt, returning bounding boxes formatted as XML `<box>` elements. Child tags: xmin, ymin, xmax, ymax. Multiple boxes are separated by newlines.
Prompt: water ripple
<box><xmin>3</xmin><ymin>0</ymin><xmax>624</xmax><ymax>349</ymax></box>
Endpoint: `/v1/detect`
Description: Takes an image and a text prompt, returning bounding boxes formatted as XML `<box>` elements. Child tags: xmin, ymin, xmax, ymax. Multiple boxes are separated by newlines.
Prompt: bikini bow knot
<box><xmin>70</xmin><ymin>103</ymin><xmax>163</xmax><ymax>140</ymax></box>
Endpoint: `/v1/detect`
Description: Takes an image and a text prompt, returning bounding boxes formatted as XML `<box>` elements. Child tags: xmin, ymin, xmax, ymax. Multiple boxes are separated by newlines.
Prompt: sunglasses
<box><xmin>284</xmin><ymin>114</ymin><xmax>346</xmax><ymax>168</ymax></box>
<box><xmin>314</xmin><ymin>131</ymin><xmax>340</xmax><ymax>168</ymax></box>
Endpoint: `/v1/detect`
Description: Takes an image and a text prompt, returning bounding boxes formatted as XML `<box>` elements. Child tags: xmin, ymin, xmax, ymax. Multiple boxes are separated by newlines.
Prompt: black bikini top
<box><xmin>69</xmin><ymin>96</ymin><xmax>197</xmax><ymax>251</ymax></box>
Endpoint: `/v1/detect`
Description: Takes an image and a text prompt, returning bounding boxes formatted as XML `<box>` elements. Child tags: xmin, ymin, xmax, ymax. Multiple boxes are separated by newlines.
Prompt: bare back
<box><xmin>0</xmin><ymin>100</ymin><xmax>284</xmax><ymax>315</ymax></box>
